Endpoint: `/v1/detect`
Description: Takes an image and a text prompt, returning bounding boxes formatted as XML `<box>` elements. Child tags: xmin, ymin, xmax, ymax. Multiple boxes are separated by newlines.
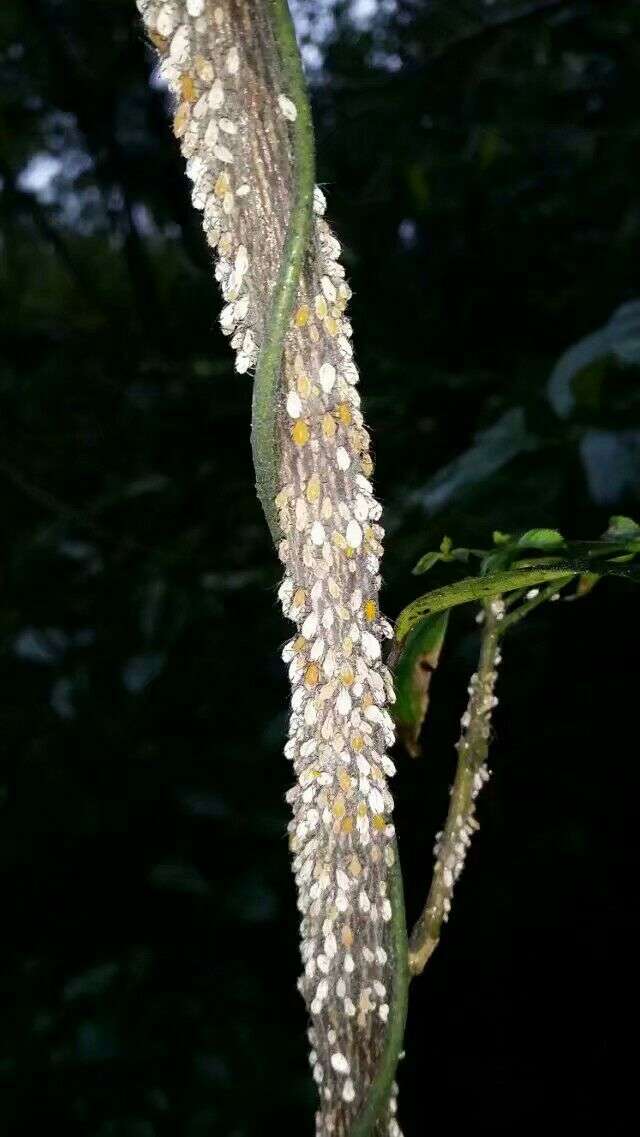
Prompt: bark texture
<box><xmin>135</xmin><ymin>4</ymin><xmax>400</xmax><ymax>1132</ymax></box>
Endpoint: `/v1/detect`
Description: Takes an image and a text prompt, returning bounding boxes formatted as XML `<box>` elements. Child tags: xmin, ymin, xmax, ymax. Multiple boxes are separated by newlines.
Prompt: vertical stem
<box><xmin>351</xmin><ymin>847</ymin><xmax>409</xmax><ymax>1137</ymax></box>
<box><xmin>253</xmin><ymin>9</ymin><xmax>410</xmax><ymax>1131</ymax></box>
<box><xmin>250</xmin><ymin>0</ymin><xmax>315</xmax><ymax>544</ymax></box>
<box><xmin>408</xmin><ymin>599</ymin><xmax>503</xmax><ymax>975</ymax></box>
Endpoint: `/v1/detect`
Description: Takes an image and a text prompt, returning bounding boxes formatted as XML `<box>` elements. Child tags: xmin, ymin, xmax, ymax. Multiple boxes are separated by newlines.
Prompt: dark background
<box><xmin>2</xmin><ymin>1</ymin><xmax>640</xmax><ymax>1133</ymax></box>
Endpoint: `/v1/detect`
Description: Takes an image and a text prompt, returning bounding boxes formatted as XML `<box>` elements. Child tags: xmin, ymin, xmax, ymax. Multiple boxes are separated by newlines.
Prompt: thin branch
<box><xmin>498</xmin><ymin>576</ymin><xmax>572</xmax><ymax>635</ymax></box>
<box><xmin>408</xmin><ymin>597</ymin><xmax>503</xmax><ymax>976</ymax></box>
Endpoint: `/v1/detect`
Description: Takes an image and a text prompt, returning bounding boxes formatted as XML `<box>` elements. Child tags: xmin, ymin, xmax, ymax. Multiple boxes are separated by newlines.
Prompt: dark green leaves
<box><xmin>396</xmin><ymin>519</ymin><xmax>640</xmax><ymax>642</ymax></box>
<box><xmin>413</xmin><ymin>535</ymin><xmax>473</xmax><ymax>575</ymax></box>
<box><xmin>605</xmin><ymin>515</ymin><xmax>640</xmax><ymax>541</ymax></box>
<box><xmin>548</xmin><ymin>300</ymin><xmax>640</xmax><ymax>419</ymax></box>
<box><xmin>516</xmin><ymin>528</ymin><xmax>565</xmax><ymax>550</ymax></box>
<box><xmin>392</xmin><ymin>613</ymin><xmax>449</xmax><ymax>757</ymax></box>
<box><xmin>407</xmin><ymin>408</ymin><xmax>536</xmax><ymax>516</ymax></box>
<box><xmin>395</xmin><ymin>567</ymin><xmax>577</xmax><ymax>640</ymax></box>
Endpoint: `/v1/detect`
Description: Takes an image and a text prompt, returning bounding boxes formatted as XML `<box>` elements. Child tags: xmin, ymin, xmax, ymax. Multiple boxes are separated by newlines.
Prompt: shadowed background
<box><xmin>2</xmin><ymin>1</ymin><xmax>640</xmax><ymax>1132</ymax></box>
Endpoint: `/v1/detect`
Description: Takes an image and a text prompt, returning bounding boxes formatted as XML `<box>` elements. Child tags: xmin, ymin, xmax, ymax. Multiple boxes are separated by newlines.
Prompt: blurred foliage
<box><xmin>2</xmin><ymin>1</ymin><xmax>640</xmax><ymax>1133</ymax></box>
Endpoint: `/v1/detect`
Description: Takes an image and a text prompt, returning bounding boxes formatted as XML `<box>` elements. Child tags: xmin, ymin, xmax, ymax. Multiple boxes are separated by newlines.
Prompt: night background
<box><xmin>2</xmin><ymin>0</ymin><xmax>640</xmax><ymax>1132</ymax></box>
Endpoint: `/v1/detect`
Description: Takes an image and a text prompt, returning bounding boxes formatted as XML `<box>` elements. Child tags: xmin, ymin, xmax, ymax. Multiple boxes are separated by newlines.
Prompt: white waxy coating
<box><xmin>135</xmin><ymin>4</ymin><xmax>399</xmax><ymax>1132</ymax></box>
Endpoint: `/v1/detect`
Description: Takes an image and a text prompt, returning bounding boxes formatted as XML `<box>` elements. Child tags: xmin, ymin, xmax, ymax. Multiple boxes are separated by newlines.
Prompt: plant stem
<box><xmin>351</xmin><ymin>847</ymin><xmax>409</xmax><ymax>1137</ymax></box>
<box><xmin>253</xmin><ymin>8</ymin><xmax>409</xmax><ymax>1133</ymax></box>
<box><xmin>250</xmin><ymin>0</ymin><xmax>316</xmax><ymax>545</ymax></box>
<box><xmin>498</xmin><ymin>576</ymin><xmax>572</xmax><ymax>635</ymax></box>
<box><xmin>408</xmin><ymin>598</ymin><xmax>503</xmax><ymax>976</ymax></box>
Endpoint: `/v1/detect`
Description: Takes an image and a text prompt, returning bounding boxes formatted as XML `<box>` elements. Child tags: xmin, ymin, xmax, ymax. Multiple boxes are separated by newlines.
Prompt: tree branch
<box><xmin>408</xmin><ymin>598</ymin><xmax>503</xmax><ymax>976</ymax></box>
<box><xmin>134</xmin><ymin>3</ymin><xmax>408</xmax><ymax>1133</ymax></box>
<box><xmin>498</xmin><ymin>577</ymin><xmax>571</xmax><ymax>635</ymax></box>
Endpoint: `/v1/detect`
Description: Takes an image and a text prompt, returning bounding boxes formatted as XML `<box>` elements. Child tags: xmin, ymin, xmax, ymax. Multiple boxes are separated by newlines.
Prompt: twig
<box><xmin>408</xmin><ymin>597</ymin><xmax>503</xmax><ymax>975</ymax></box>
<box><xmin>498</xmin><ymin>576</ymin><xmax>572</xmax><ymax>635</ymax></box>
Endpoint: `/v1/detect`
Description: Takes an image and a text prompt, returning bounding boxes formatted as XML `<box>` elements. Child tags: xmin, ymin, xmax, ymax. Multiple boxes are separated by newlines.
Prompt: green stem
<box><xmin>351</xmin><ymin>844</ymin><xmax>409</xmax><ymax>1137</ymax></box>
<box><xmin>251</xmin><ymin>0</ymin><xmax>316</xmax><ymax>544</ymax></box>
<box><xmin>498</xmin><ymin>577</ymin><xmax>572</xmax><ymax>636</ymax></box>
<box><xmin>408</xmin><ymin>600</ymin><xmax>501</xmax><ymax>975</ymax></box>
<box><xmin>256</xmin><ymin>7</ymin><xmax>409</xmax><ymax>1133</ymax></box>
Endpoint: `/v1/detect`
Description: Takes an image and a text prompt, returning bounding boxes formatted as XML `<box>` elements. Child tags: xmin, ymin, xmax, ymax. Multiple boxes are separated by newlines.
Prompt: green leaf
<box><xmin>407</xmin><ymin>407</ymin><xmax>537</xmax><ymax>514</ymax></box>
<box><xmin>548</xmin><ymin>330</ymin><xmax>608</xmax><ymax>418</ymax></box>
<box><xmin>391</xmin><ymin>613</ymin><xmax>449</xmax><ymax>758</ymax></box>
<box><xmin>412</xmin><ymin>551</ymin><xmax>442</xmax><ymax>575</ymax></box>
<box><xmin>395</xmin><ymin>560</ymin><xmax>639</xmax><ymax>641</ymax></box>
<box><xmin>605</xmin><ymin>515</ymin><xmax>640</xmax><ymax>540</ymax></box>
<box><xmin>609</xmin><ymin>299</ymin><xmax>640</xmax><ymax>364</ymax></box>
<box><xmin>481</xmin><ymin>545</ymin><xmax>518</xmax><ymax>574</ymax></box>
<box><xmin>517</xmin><ymin>528</ymin><xmax>565</xmax><ymax>550</ymax></box>
<box><xmin>548</xmin><ymin>299</ymin><xmax>640</xmax><ymax>419</ymax></box>
<box><xmin>580</xmin><ymin>428</ymin><xmax>640</xmax><ymax>505</ymax></box>
<box><xmin>412</xmin><ymin>539</ymin><xmax>474</xmax><ymax>575</ymax></box>
<box><xmin>397</xmin><ymin>568</ymin><xmax>573</xmax><ymax>639</ymax></box>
